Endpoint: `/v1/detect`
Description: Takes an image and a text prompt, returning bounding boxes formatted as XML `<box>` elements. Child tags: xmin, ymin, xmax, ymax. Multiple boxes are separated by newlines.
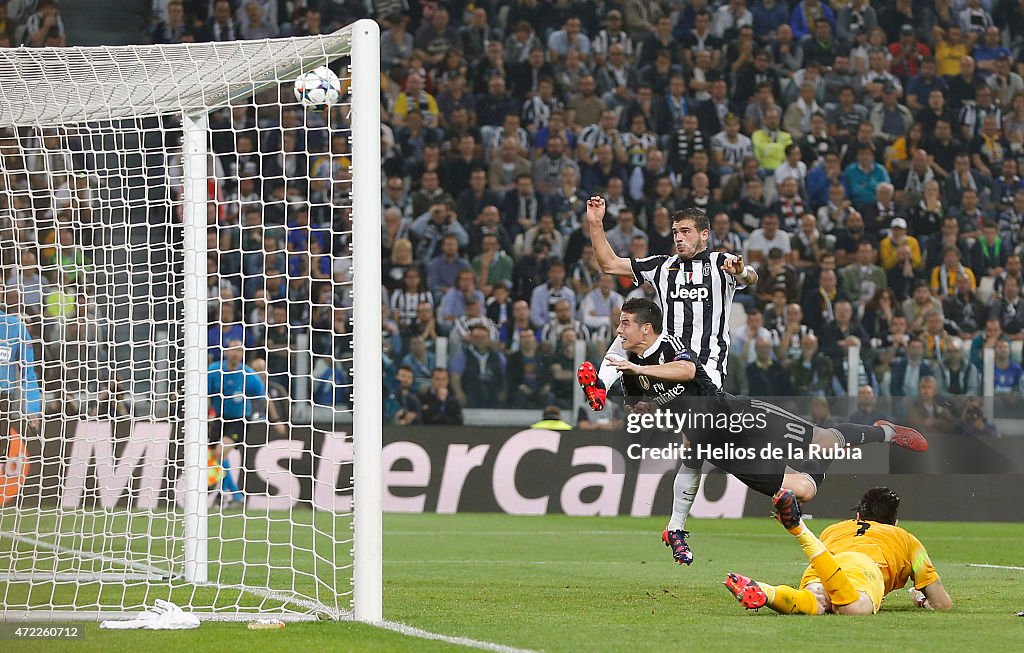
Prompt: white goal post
<box><xmin>0</xmin><ymin>21</ymin><xmax>382</xmax><ymax>622</ymax></box>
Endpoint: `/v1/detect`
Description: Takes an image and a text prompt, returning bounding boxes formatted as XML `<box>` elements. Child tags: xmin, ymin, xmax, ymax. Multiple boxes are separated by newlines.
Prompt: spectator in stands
<box><xmin>449</xmin><ymin>322</ymin><xmax>506</xmax><ymax>408</ymax></box>
<box><xmin>25</xmin><ymin>0</ymin><xmax>64</xmax><ymax>47</ymax></box>
<box><xmin>992</xmin><ymin>337</ymin><xmax>1023</xmax><ymax>394</ymax></box>
<box><xmin>987</xmin><ymin>55</ymin><xmax>1024</xmax><ymax>108</ymax></box>
<box><xmin>841</xmin><ymin>242</ymin><xmax>887</xmax><ymax>308</ymax></box>
<box><xmin>389</xmin><ymin>266</ymin><xmax>432</xmax><ymax>331</ymax></box>
<box><xmin>732</xmin><ymin>307</ymin><xmax>775</xmax><ymax>365</ymax></box>
<box><xmin>944</xmin><ymin>273</ymin><xmax>987</xmax><ymax>340</ymax></box>
<box><xmin>742</xmin><ymin>213</ymin><xmax>790</xmax><ymax>265</ymax></box>
<box><xmin>284</xmin><ymin>4</ymin><xmax>318</xmax><ymax>36</ymax></box>
<box><xmin>420</xmin><ymin>368</ymin><xmax>463</xmax><ymax>425</ymax></box>
<box><xmin>540</xmin><ymin>298</ymin><xmax>590</xmax><ymax>351</ymax></box>
<box><xmin>930</xmin><ymin>246</ymin><xmax>977</xmax><ymax>298</ymax></box>
<box><xmin>994</xmin><ymin>254</ymin><xmax>1024</xmax><ymax>300</ymax></box>
<box><xmin>472</xmin><ymin>233</ymin><xmax>514</xmax><ymax>296</ymax></box>
<box><xmin>426</xmin><ymin>234</ymin><xmax>469</xmax><ymax>299</ymax></box>
<box><xmin>547</xmin><ymin>328</ymin><xmax>578</xmax><ymax>409</ymax></box>
<box><xmin>879</xmin><ymin>217</ymin><xmax>921</xmax><ymax>272</ymax></box>
<box><xmin>438</xmin><ymin>268</ymin><xmax>486</xmax><ymax>333</ymax></box>
<box><xmin>920</xmin><ymin>309</ymin><xmax>955</xmax><ymax>362</ymax></box>
<box><xmin>900</xmin><ymin>280</ymin><xmax>941</xmax><ymax>334</ymax></box>
<box><xmin>935</xmin><ymin>340</ymin><xmax>981</xmax><ymax>397</ymax></box>
<box><xmin>989</xmin><ymin>275</ymin><xmax>1024</xmax><ymax>340</ymax></box>
<box><xmin>889</xmin><ymin>337</ymin><xmax>934</xmax><ymax>398</ymax></box>
<box><xmin>844</xmin><ymin>143</ymin><xmax>889</xmax><ymax>209</ymax></box>
<box><xmin>519</xmin><ymin>212</ymin><xmax>565</xmax><ymax>259</ymax></box>
<box><xmin>748</xmin><ymin>336</ymin><xmax>792</xmax><ymax>396</ymax></box>
<box><xmin>801</xmin><ymin>268</ymin><xmax>848</xmax><ymax>334</ymax></box>
<box><xmin>970</xmin><ymin>221</ymin><xmax>1008</xmax><ymax>279</ymax></box>
<box><xmin>413</xmin><ymin>7</ymin><xmax>459</xmax><ymax>68</ymax></box>
<box><xmin>907</xmin><ymin>375</ymin><xmax>957</xmax><ymax>433</ymax></box>
<box><xmin>528</xmin><ymin>260</ymin><xmax>574</xmax><ymax>328</ymax></box>
<box><xmin>397</xmin><ymin>337</ymin><xmax>434</xmax><ymax>393</ymax></box>
<box><xmin>152</xmin><ymin>0</ymin><xmax>188</xmax><ymax>44</ymax></box>
<box><xmin>202</xmin><ymin>0</ymin><xmax>238</xmax><ymax>42</ymax></box>
<box><xmin>411</xmin><ymin>200</ymin><xmax>466</xmax><ymax>262</ymax></box>
<box><xmin>310</xmin><ymin>350</ymin><xmax>350</xmax><ymax>409</ymax></box>
<box><xmin>577</xmin><ymin>269</ymin><xmax>621</xmax><ymax>335</ymax></box>
<box><xmin>6</xmin><ymin>251</ymin><xmax>48</xmax><ymax>313</ymax></box>
<box><xmin>751</xmin><ymin>107</ymin><xmax>792</xmax><ymax>175</ymax></box>
<box><xmin>755</xmin><ymin>247</ymin><xmax>799</xmax><ymax>306</ymax></box>
<box><xmin>208</xmin><ymin>302</ymin><xmax>244</xmax><ymax>363</ymax></box>
<box><xmin>449</xmin><ymin>296</ymin><xmax>500</xmax><ymax>351</ymax></box>
<box><xmin>506</xmin><ymin>329</ymin><xmax>555</xmax><ymax>409</ymax></box>
<box><xmin>847</xmin><ymin>384</ymin><xmax>886</xmax><ymax>424</ymax></box>
<box><xmin>238</xmin><ymin>0</ymin><xmax>278</xmax><ymax>39</ymax></box>
<box><xmin>785</xmin><ymin>332</ymin><xmax>832</xmax><ymax>397</ymax></box>
<box><xmin>502</xmin><ymin>173</ymin><xmax>548</xmax><ymax>237</ymax></box>
<box><xmin>386</xmin><ymin>366</ymin><xmax>422</xmax><ymax>425</ymax></box>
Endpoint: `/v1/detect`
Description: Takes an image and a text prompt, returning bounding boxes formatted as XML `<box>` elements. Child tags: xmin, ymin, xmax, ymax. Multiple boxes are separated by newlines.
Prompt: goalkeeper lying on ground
<box><xmin>725</xmin><ymin>487</ymin><xmax>953</xmax><ymax>615</ymax></box>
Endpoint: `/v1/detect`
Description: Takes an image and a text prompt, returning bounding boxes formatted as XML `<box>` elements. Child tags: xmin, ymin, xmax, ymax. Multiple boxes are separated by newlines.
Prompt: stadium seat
<box><xmin>977</xmin><ymin>276</ymin><xmax>995</xmax><ymax>304</ymax></box>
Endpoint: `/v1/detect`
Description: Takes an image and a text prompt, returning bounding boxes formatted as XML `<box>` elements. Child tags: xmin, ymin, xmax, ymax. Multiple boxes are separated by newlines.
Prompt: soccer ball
<box><xmin>293</xmin><ymin>66</ymin><xmax>341</xmax><ymax>109</ymax></box>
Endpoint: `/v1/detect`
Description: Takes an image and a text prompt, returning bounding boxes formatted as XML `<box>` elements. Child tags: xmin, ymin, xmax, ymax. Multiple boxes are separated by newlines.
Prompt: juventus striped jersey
<box><xmin>629</xmin><ymin>249</ymin><xmax>744</xmax><ymax>387</ymax></box>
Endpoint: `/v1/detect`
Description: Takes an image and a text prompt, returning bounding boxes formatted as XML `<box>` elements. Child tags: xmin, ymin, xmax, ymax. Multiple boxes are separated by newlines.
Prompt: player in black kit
<box><xmin>606</xmin><ymin>298</ymin><xmax>929</xmax><ymax>566</ymax></box>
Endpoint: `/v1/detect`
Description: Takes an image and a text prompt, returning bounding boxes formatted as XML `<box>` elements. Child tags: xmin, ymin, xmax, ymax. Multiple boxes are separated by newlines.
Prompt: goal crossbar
<box><xmin>0</xmin><ymin>31</ymin><xmax>355</xmax><ymax>128</ymax></box>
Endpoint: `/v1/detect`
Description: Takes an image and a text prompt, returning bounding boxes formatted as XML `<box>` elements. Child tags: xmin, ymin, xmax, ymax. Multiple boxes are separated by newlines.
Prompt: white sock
<box><xmin>879</xmin><ymin>423</ymin><xmax>895</xmax><ymax>442</ymax></box>
<box><xmin>666</xmin><ymin>467</ymin><xmax>701</xmax><ymax>531</ymax></box>
<box><xmin>597</xmin><ymin>338</ymin><xmax>626</xmax><ymax>396</ymax></box>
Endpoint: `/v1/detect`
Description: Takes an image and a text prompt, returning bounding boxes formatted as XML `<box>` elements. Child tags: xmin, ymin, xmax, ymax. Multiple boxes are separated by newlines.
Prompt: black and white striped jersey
<box><xmin>578</xmin><ymin>123</ymin><xmax>622</xmax><ymax>153</ymax></box>
<box><xmin>629</xmin><ymin>249</ymin><xmax>744</xmax><ymax>387</ymax></box>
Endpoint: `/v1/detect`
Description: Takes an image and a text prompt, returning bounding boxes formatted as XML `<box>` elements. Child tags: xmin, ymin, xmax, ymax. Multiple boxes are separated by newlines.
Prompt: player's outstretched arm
<box><xmin>606</xmin><ymin>356</ymin><xmax>696</xmax><ymax>382</ymax></box>
<box><xmin>586</xmin><ymin>196</ymin><xmax>632</xmax><ymax>277</ymax></box>
<box><xmin>721</xmin><ymin>253</ymin><xmax>758</xmax><ymax>285</ymax></box>
<box><xmin>917</xmin><ymin>580</ymin><xmax>953</xmax><ymax>611</ymax></box>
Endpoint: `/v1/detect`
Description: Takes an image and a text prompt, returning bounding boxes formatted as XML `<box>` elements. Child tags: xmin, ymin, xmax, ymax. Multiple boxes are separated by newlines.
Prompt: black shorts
<box><xmin>677</xmin><ymin>394</ymin><xmax>817</xmax><ymax>497</ymax></box>
<box><xmin>209</xmin><ymin>417</ymin><xmax>247</xmax><ymax>445</ymax></box>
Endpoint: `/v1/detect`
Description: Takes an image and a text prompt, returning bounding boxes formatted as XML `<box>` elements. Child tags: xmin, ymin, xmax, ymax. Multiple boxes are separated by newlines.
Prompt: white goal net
<box><xmin>0</xmin><ymin>21</ymin><xmax>382</xmax><ymax>622</ymax></box>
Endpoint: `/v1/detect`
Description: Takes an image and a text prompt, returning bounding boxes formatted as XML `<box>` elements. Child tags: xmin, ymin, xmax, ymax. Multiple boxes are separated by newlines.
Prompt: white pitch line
<box><xmin>385</xmin><ymin>559</ymin><xmax>634</xmax><ymax>565</ymax></box>
<box><xmin>966</xmin><ymin>563</ymin><xmax>1024</xmax><ymax>571</ymax></box>
<box><xmin>377</xmin><ymin>620</ymin><xmax>538</xmax><ymax>653</ymax></box>
<box><xmin>387</xmin><ymin>530</ymin><xmax>650</xmax><ymax>536</ymax></box>
<box><xmin>0</xmin><ymin>531</ymin><xmax>174</xmax><ymax>578</ymax></box>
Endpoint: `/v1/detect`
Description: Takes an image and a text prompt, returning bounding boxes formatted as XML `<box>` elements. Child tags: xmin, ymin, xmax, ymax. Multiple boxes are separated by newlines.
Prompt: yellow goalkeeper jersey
<box><xmin>818</xmin><ymin>519</ymin><xmax>940</xmax><ymax>595</ymax></box>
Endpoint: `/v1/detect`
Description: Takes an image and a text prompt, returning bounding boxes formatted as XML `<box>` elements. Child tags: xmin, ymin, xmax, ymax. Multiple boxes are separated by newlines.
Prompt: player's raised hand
<box><xmin>586</xmin><ymin>196</ymin><xmax>606</xmax><ymax>230</ymax></box>
<box><xmin>605</xmin><ymin>355</ymin><xmax>639</xmax><ymax>375</ymax></box>
<box><xmin>721</xmin><ymin>254</ymin><xmax>745</xmax><ymax>277</ymax></box>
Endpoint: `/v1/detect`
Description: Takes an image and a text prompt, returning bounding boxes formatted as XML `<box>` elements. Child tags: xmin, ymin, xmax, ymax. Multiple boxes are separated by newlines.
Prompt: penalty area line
<box><xmin>966</xmin><ymin>563</ymin><xmax>1024</xmax><ymax>571</ymax></box>
<box><xmin>377</xmin><ymin>620</ymin><xmax>538</xmax><ymax>653</ymax></box>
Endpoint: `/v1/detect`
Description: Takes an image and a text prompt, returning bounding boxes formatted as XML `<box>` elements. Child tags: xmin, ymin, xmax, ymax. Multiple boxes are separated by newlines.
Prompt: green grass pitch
<box><xmin>4</xmin><ymin>513</ymin><xmax>1023</xmax><ymax>652</ymax></box>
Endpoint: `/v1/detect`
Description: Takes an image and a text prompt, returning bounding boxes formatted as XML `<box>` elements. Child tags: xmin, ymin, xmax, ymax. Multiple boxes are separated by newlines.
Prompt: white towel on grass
<box><xmin>100</xmin><ymin>599</ymin><xmax>200</xmax><ymax>630</ymax></box>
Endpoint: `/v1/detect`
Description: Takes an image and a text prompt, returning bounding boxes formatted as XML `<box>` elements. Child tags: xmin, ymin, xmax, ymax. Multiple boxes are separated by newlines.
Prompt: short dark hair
<box><xmin>621</xmin><ymin>298</ymin><xmax>662</xmax><ymax>334</ymax></box>
<box><xmin>855</xmin><ymin>487</ymin><xmax>900</xmax><ymax>524</ymax></box>
<box><xmin>672</xmin><ymin>207</ymin><xmax>710</xmax><ymax>232</ymax></box>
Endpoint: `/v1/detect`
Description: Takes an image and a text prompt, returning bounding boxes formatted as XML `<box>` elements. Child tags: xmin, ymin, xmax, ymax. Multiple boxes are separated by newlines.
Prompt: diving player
<box><xmin>724</xmin><ymin>487</ymin><xmax>952</xmax><ymax>614</ymax></box>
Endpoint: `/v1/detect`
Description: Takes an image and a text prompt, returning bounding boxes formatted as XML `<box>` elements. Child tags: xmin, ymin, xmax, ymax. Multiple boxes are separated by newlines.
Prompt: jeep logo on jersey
<box><xmin>667</xmin><ymin>285</ymin><xmax>710</xmax><ymax>300</ymax></box>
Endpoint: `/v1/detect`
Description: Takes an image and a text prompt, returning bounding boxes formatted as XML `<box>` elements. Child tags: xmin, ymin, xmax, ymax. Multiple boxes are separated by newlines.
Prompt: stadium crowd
<box><xmin>6</xmin><ymin>1</ymin><xmax>1024</xmax><ymax>433</ymax></box>
<box><xmin>157</xmin><ymin>0</ymin><xmax>1024</xmax><ymax>429</ymax></box>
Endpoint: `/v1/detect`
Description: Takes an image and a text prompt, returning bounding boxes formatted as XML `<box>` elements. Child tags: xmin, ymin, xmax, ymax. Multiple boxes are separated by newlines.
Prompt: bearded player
<box><xmin>579</xmin><ymin>196</ymin><xmax>753</xmax><ymax>404</ymax></box>
<box><xmin>611</xmin><ymin>299</ymin><xmax>928</xmax><ymax>567</ymax></box>
<box><xmin>725</xmin><ymin>487</ymin><xmax>952</xmax><ymax>615</ymax></box>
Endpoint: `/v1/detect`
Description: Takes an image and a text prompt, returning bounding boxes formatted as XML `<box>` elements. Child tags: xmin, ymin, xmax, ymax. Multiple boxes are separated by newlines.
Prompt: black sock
<box><xmin>830</xmin><ymin>423</ymin><xmax>886</xmax><ymax>448</ymax></box>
